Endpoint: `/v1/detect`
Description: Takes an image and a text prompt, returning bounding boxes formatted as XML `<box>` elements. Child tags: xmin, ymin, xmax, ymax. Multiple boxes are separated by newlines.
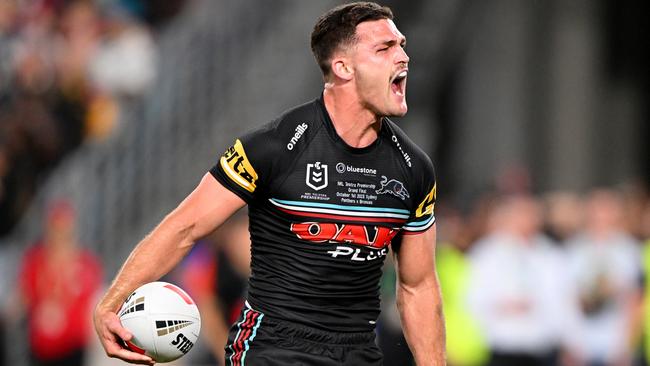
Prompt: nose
<box><xmin>396</xmin><ymin>46</ymin><xmax>409</xmax><ymax>66</ymax></box>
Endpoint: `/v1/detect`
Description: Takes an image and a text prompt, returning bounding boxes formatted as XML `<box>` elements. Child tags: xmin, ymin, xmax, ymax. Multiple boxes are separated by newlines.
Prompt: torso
<box><xmin>211</xmin><ymin>95</ymin><xmax>436</xmax><ymax>332</ymax></box>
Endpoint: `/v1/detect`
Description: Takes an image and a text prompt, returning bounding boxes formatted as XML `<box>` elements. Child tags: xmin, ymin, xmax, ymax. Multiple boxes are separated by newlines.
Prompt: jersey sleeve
<box><xmin>402</xmin><ymin>157</ymin><xmax>436</xmax><ymax>235</ymax></box>
<box><xmin>209</xmin><ymin>121</ymin><xmax>282</xmax><ymax>203</ymax></box>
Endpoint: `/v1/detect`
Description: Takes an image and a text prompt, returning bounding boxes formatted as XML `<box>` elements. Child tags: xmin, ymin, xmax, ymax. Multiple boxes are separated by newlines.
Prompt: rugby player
<box><xmin>94</xmin><ymin>2</ymin><xmax>446</xmax><ymax>365</ymax></box>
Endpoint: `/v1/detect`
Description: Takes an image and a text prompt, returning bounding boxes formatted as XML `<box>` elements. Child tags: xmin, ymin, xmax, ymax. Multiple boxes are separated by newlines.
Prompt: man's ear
<box><xmin>331</xmin><ymin>56</ymin><xmax>354</xmax><ymax>81</ymax></box>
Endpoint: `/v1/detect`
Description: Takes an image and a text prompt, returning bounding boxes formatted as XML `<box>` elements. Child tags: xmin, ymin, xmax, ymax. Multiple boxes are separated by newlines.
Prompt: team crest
<box><xmin>306</xmin><ymin>162</ymin><xmax>328</xmax><ymax>191</ymax></box>
<box><xmin>376</xmin><ymin>176</ymin><xmax>409</xmax><ymax>200</ymax></box>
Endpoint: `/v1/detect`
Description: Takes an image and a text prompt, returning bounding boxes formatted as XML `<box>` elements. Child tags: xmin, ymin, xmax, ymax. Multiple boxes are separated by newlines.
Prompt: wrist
<box><xmin>95</xmin><ymin>293</ymin><xmax>123</xmax><ymax>315</ymax></box>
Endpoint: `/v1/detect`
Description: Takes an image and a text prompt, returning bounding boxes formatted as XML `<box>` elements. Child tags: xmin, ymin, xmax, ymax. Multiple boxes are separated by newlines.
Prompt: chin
<box><xmin>387</xmin><ymin>103</ymin><xmax>408</xmax><ymax>117</ymax></box>
<box><xmin>384</xmin><ymin>93</ymin><xmax>408</xmax><ymax>117</ymax></box>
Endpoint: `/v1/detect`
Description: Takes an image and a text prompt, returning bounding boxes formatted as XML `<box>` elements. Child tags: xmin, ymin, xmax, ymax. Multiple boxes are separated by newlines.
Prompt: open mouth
<box><xmin>391</xmin><ymin>70</ymin><xmax>407</xmax><ymax>96</ymax></box>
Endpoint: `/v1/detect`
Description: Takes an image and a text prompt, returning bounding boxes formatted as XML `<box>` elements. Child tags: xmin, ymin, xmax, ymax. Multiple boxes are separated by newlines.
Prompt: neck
<box><xmin>323</xmin><ymin>84</ymin><xmax>381</xmax><ymax>148</ymax></box>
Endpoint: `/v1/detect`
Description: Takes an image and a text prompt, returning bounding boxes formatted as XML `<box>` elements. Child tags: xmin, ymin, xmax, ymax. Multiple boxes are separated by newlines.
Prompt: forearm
<box><xmin>93</xmin><ymin>174</ymin><xmax>244</xmax><ymax>364</ymax></box>
<box><xmin>397</xmin><ymin>277</ymin><xmax>446</xmax><ymax>366</ymax></box>
<box><xmin>96</xmin><ymin>174</ymin><xmax>245</xmax><ymax>315</ymax></box>
<box><xmin>97</xmin><ymin>214</ymin><xmax>197</xmax><ymax>313</ymax></box>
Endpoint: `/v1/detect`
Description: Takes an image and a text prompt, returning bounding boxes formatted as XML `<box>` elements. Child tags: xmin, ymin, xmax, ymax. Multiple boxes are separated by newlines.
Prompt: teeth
<box><xmin>391</xmin><ymin>70</ymin><xmax>407</xmax><ymax>96</ymax></box>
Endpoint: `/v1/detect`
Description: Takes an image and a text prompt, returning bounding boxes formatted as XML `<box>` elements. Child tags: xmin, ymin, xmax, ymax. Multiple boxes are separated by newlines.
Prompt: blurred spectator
<box><xmin>53</xmin><ymin>0</ymin><xmax>99</xmax><ymax>149</ymax></box>
<box><xmin>467</xmin><ymin>194</ymin><xmax>583</xmax><ymax>366</ymax></box>
<box><xmin>0</xmin><ymin>0</ymin><xmax>18</xmax><ymax>99</ymax></box>
<box><xmin>620</xmin><ymin>182</ymin><xmax>650</xmax><ymax>241</ymax></box>
<box><xmin>86</xmin><ymin>2</ymin><xmax>156</xmax><ymax>140</ymax></box>
<box><xmin>175</xmin><ymin>210</ymin><xmax>250</xmax><ymax>366</ymax></box>
<box><xmin>89</xmin><ymin>4</ymin><xmax>156</xmax><ymax>97</ymax></box>
<box><xmin>0</xmin><ymin>0</ymin><xmax>166</xmax><ymax>238</ymax></box>
<box><xmin>18</xmin><ymin>200</ymin><xmax>103</xmax><ymax>366</ymax></box>
<box><xmin>543</xmin><ymin>192</ymin><xmax>584</xmax><ymax>244</ymax></box>
<box><xmin>436</xmin><ymin>204</ymin><xmax>489</xmax><ymax>366</ymax></box>
<box><xmin>641</xmin><ymin>197</ymin><xmax>650</xmax><ymax>365</ymax></box>
<box><xmin>566</xmin><ymin>189</ymin><xmax>643</xmax><ymax>366</ymax></box>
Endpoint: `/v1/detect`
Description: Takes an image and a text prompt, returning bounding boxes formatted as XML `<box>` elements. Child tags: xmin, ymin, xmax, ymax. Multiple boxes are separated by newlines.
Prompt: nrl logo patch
<box><xmin>376</xmin><ymin>175</ymin><xmax>409</xmax><ymax>200</ymax></box>
<box><xmin>306</xmin><ymin>162</ymin><xmax>328</xmax><ymax>191</ymax></box>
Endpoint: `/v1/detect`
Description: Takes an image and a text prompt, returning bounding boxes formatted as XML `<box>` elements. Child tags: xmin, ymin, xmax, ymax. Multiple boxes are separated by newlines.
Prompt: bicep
<box><xmin>169</xmin><ymin>173</ymin><xmax>246</xmax><ymax>241</ymax></box>
<box><xmin>394</xmin><ymin>224</ymin><xmax>437</xmax><ymax>288</ymax></box>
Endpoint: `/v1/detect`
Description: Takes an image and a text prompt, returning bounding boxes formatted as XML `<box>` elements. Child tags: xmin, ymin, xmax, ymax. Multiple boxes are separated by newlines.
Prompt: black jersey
<box><xmin>210</xmin><ymin>95</ymin><xmax>436</xmax><ymax>332</ymax></box>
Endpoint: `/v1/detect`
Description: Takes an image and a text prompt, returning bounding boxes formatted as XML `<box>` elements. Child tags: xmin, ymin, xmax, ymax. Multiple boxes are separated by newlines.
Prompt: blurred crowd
<box><xmin>432</xmin><ymin>184</ymin><xmax>650</xmax><ymax>366</ymax></box>
<box><xmin>0</xmin><ymin>0</ymin><xmax>172</xmax><ymax>237</ymax></box>
<box><xmin>13</xmin><ymin>200</ymin><xmax>103</xmax><ymax>366</ymax></box>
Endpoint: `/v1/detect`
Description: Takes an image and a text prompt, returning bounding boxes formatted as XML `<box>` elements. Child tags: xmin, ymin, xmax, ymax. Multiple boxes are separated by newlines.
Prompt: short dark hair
<box><xmin>311</xmin><ymin>2</ymin><xmax>393</xmax><ymax>78</ymax></box>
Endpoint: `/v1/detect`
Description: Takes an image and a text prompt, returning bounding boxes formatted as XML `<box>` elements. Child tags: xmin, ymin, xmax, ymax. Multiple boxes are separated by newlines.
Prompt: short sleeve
<box><xmin>210</xmin><ymin>137</ymin><xmax>261</xmax><ymax>203</ymax></box>
<box><xmin>402</xmin><ymin>161</ymin><xmax>436</xmax><ymax>235</ymax></box>
<box><xmin>209</xmin><ymin>120</ymin><xmax>284</xmax><ymax>203</ymax></box>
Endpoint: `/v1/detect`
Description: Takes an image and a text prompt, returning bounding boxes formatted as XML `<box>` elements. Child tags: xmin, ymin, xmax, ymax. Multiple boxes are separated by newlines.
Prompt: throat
<box><xmin>331</xmin><ymin>114</ymin><xmax>383</xmax><ymax>149</ymax></box>
<box><xmin>323</xmin><ymin>89</ymin><xmax>383</xmax><ymax>149</ymax></box>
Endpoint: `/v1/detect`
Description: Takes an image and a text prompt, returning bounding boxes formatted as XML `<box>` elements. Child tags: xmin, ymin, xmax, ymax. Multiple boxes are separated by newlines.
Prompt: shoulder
<box><xmin>240</xmin><ymin>98</ymin><xmax>323</xmax><ymax>153</ymax></box>
<box><xmin>382</xmin><ymin>118</ymin><xmax>434</xmax><ymax>175</ymax></box>
<box><xmin>382</xmin><ymin>120</ymin><xmax>437</xmax><ymax>222</ymax></box>
<box><xmin>215</xmin><ymin>98</ymin><xmax>324</xmax><ymax>196</ymax></box>
<box><xmin>382</xmin><ymin>119</ymin><xmax>435</xmax><ymax>206</ymax></box>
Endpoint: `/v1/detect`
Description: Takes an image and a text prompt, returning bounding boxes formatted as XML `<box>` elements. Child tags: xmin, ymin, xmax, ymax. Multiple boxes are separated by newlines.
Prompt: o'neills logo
<box><xmin>391</xmin><ymin>135</ymin><xmax>412</xmax><ymax>167</ymax></box>
<box><xmin>287</xmin><ymin>123</ymin><xmax>308</xmax><ymax>150</ymax></box>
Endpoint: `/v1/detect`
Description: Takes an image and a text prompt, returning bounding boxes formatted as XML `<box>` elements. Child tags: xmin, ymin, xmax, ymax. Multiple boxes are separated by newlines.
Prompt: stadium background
<box><xmin>0</xmin><ymin>0</ymin><xmax>648</xmax><ymax>365</ymax></box>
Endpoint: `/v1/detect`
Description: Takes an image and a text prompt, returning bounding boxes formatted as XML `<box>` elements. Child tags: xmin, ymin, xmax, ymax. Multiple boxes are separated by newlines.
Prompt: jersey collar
<box><xmin>317</xmin><ymin>93</ymin><xmax>384</xmax><ymax>155</ymax></box>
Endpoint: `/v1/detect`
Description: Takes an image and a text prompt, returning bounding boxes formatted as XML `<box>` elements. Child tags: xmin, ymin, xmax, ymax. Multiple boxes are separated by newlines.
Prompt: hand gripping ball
<box><xmin>118</xmin><ymin>281</ymin><xmax>201</xmax><ymax>363</ymax></box>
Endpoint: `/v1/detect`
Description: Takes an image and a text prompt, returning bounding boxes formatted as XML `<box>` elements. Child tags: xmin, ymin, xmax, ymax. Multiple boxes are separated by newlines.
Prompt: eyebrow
<box><xmin>376</xmin><ymin>37</ymin><xmax>407</xmax><ymax>48</ymax></box>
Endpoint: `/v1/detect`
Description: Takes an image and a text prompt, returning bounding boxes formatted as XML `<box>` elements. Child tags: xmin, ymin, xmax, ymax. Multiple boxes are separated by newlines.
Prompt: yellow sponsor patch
<box><xmin>219</xmin><ymin>139</ymin><xmax>258</xmax><ymax>192</ymax></box>
<box><xmin>415</xmin><ymin>183</ymin><xmax>436</xmax><ymax>218</ymax></box>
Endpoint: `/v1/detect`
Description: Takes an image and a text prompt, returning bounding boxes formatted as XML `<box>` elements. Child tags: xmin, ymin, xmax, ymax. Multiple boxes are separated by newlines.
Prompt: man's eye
<box><xmin>378</xmin><ymin>47</ymin><xmax>388</xmax><ymax>52</ymax></box>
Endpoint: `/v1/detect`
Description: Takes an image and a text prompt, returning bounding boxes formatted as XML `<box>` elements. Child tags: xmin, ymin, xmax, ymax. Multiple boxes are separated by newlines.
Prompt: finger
<box><xmin>105</xmin><ymin>338</ymin><xmax>154</xmax><ymax>364</ymax></box>
<box><xmin>101</xmin><ymin>325</ymin><xmax>143</xmax><ymax>360</ymax></box>
<box><xmin>105</xmin><ymin>315</ymin><xmax>133</xmax><ymax>341</ymax></box>
<box><xmin>112</xmin><ymin>350</ymin><xmax>155</xmax><ymax>365</ymax></box>
<box><xmin>97</xmin><ymin>314</ymin><xmax>153</xmax><ymax>364</ymax></box>
<box><xmin>113</xmin><ymin>349</ymin><xmax>154</xmax><ymax>365</ymax></box>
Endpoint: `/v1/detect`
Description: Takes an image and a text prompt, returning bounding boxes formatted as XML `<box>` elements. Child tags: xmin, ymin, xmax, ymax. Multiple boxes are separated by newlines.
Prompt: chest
<box><xmin>273</xmin><ymin>140</ymin><xmax>413</xmax><ymax>213</ymax></box>
<box><xmin>262</xmin><ymin>139</ymin><xmax>415</xmax><ymax>252</ymax></box>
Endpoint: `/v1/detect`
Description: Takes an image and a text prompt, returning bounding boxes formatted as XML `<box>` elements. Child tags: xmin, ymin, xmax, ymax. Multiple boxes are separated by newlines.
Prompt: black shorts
<box><xmin>224</xmin><ymin>302</ymin><xmax>383</xmax><ymax>366</ymax></box>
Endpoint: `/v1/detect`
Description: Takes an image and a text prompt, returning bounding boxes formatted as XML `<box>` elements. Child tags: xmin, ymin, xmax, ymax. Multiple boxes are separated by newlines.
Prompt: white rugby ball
<box><xmin>118</xmin><ymin>281</ymin><xmax>201</xmax><ymax>363</ymax></box>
